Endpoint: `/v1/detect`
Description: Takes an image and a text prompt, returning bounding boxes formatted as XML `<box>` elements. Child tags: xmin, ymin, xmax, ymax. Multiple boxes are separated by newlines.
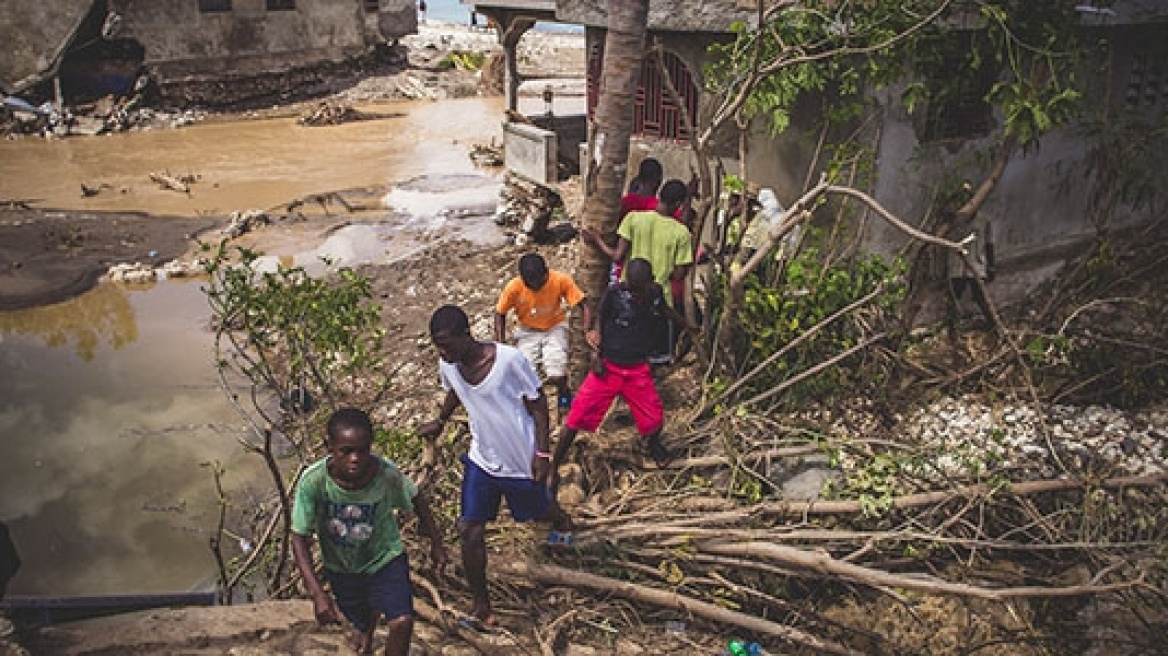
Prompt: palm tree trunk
<box><xmin>573</xmin><ymin>0</ymin><xmax>649</xmax><ymax>369</ymax></box>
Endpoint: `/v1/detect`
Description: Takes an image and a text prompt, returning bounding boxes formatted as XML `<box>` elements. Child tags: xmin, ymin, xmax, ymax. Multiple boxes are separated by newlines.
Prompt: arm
<box><xmin>660</xmin><ymin>289</ymin><xmax>698</xmax><ymax>335</ymax></box>
<box><xmin>291</xmin><ymin>533</ymin><xmax>342</xmax><ymax>625</ymax></box>
<box><xmin>579</xmin><ymin>299</ymin><xmax>594</xmax><ymax>344</ymax></box>
<box><xmin>523</xmin><ymin>390</ymin><xmax>552</xmax><ymax>483</ymax></box>
<box><xmin>410</xmin><ymin>490</ymin><xmax>449</xmax><ymax>574</ymax></box>
<box><xmin>417</xmin><ymin>389</ymin><xmax>461</xmax><ymax>440</ymax></box>
<box><xmin>582</xmin><ymin>228</ymin><xmax>629</xmax><ymax>263</ymax></box>
<box><xmin>669</xmin><ymin>262</ymin><xmax>691</xmax><ymax>281</ymax></box>
<box><xmin>610</xmin><ymin>236</ymin><xmax>631</xmax><ymax>263</ymax></box>
<box><xmin>493</xmin><ymin>312</ymin><xmax>508</xmax><ymax>344</ymax></box>
<box><xmin>585</xmin><ymin>291</ymin><xmax>607</xmax><ymax>351</ymax></box>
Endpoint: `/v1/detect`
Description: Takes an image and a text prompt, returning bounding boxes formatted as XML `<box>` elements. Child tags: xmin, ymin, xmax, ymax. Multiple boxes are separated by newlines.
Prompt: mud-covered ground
<box><xmin>0</xmin><ymin>209</ymin><xmax>216</xmax><ymax>310</ymax></box>
<box><xmin>0</xmin><ymin>20</ymin><xmax>584</xmax><ymax>310</ymax></box>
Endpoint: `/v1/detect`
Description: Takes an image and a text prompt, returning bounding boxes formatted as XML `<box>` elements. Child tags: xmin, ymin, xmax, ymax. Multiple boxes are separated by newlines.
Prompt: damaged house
<box><xmin>0</xmin><ymin>0</ymin><xmax>418</xmax><ymax>107</ymax></box>
<box><xmin>476</xmin><ymin>0</ymin><xmax>1168</xmax><ymax>313</ymax></box>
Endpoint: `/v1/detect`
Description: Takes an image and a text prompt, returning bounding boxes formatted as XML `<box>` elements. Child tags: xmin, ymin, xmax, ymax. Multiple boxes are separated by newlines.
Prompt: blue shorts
<box><xmin>324</xmin><ymin>553</ymin><xmax>413</xmax><ymax>631</ymax></box>
<box><xmin>460</xmin><ymin>454</ymin><xmax>550</xmax><ymax>522</ymax></box>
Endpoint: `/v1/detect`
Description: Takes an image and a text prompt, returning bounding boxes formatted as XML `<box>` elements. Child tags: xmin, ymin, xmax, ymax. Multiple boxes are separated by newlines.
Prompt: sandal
<box><xmin>546</xmin><ymin>530</ymin><xmax>574</xmax><ymax>549</ymax></box>
<box><xmin>456</xmin><ymin>616</ymin><xmax>499</xmax><ymax>633</ymax></box>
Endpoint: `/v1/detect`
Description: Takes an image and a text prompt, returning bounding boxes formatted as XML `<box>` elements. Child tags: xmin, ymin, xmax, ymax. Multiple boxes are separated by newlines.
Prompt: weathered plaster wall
<box><xmin>583</xmin><ymin>27</ymin><xmax>731</xmax><ymax>189</ymax></box>
<box><xmin>579</xmin><ymin>8</ymin><xmax>1164</xmax><ymax>310</ymax></box>
<box><xmin>865</xmin><ymin>90</ymin><xmax>1100</xmax><ymax>302</ymax></box>
<box><xmin>373</xmin><ymin>0</ymin><xmax>418</xmax><ymax>41</ymax></box>
<box><xmin>505</xmin><ymin>121</ymin><xmax>558</xmax><ymax>184</ymax></box>
<box><xmin>109</xmin><ymin>0</ymin><xmax>405</xmax><ymax>80</ymax></box>
<box><xmin>558</xmin><ymin>0</ymin><xmax>757</xmax><ymax>33</ymax></box>
<box><xmin>0</xmin><ymin>0</ymin><xmax>94</xmax><ymax>92</ymax></box>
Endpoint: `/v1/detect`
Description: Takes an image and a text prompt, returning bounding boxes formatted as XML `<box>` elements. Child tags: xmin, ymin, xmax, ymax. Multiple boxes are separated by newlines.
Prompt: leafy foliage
<box><xmin>437</xmin><ymin>50</ymin><xmax>486</xmax><ymax>71</ymax></box>
<box><xmin>732</xmin><ymin>228</ymin><xmax>906</xmax><ymax>406</ymax></box>
<box><xmin>201</xmin><ymin>241</ymin><xmax>398</xmax><ymax>600</ymax></box>
<box><xmin>705</xmin><ymin>1</ymin><xmax>938</xmax><ymax>135</ymax></box>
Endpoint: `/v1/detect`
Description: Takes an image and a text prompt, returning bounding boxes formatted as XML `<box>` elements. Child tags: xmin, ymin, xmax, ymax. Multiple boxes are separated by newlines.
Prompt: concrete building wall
<box><xmin>576</xmin><ymin>6</ymin><xmax>1165</xmax><ymax>309</ymax></box>
<box><xmin>0</xmin><ymin>0</ymin><xmax>93</xmax><ymax>92</ymax></box>
<box><xmin>0</xmin><ymin>0</ymin><xmax>417</xmax><ymax>94</ymax></box>
<box><xmin>109</xmin><ymin>0</ymin><xmax>365</xmax><ymax>79</ymax></box>
<box><xmin>107</xmin><ymin>0</ymin><xmax>416</xmax><ymax>81</ymax></box>
<box><xmin>558</xmin><ymin>0</ymin><xmax>758</xmax><ymax>33</ymax></box>
<box><xmin>505</xmin><ymin>121</ymin><xmax>558</xmax><ymax>185</ymax></box>
<box><xmin>645</xmin><ymin>30</ymin><xmax>1162</xmax><ymax>309</ymax></box>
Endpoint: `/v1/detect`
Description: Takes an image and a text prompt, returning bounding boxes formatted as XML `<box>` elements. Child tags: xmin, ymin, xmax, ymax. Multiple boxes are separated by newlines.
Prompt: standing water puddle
<box><xmin>0</xmin><ymin>94</ymin><xmax>585</xmax><ymax>595</ymax></box>
<box><xmin>253</xmin><ymin>173</ymin><xmax>506</xmax><ymax>275</ymax></box>
<box><xmin>0</xmin><ymin>280</ymin><xmax>259</xmax><ymax>595</ymax></box>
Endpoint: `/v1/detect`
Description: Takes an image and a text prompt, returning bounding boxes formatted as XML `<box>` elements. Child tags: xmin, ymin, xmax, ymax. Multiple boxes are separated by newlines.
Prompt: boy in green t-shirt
<box><xmin>292</xmin><ymin>408</ymin><xmax>448</xmax><ymax>655</ymax></box>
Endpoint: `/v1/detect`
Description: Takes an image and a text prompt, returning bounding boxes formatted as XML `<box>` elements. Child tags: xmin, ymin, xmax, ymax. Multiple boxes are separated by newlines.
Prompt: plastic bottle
<box><xmin>726</xmin><ymin>640</ymin><xmax>763</xmax><ymax>656</ymax></box>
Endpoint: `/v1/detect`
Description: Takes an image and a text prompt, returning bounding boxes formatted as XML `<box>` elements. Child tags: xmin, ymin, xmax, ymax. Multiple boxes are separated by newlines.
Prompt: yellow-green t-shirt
<box><xmin>291</xmin><ymin>456</ymin><xmax>416</xmax><ymax>574</ymax></box>
<box><xmin>617</xmin><ymin>210</ymin><xmax>693</xmax><ymax>305</ymax></box>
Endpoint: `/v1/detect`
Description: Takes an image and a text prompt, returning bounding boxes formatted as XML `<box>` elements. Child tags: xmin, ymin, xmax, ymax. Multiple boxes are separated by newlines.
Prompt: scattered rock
<box><xmin>160</xmin><ymin>258</ymin><xmax>205</xmax><ymax>279</ymax></box>
<box><xmin>494</xmin><ymin>172</ymin><xmax>563</xmax><ymax>242</ymax></box>
<box><xmin>106</xmin><ymin>262</ymin><xmax>156</xmax><ymax>284</ymax></box>
<box><xmin>222</xmin><ymin>210</ymin><xmax>271</xmax><ymax>239</ymax></box>
<box><xmin>297</xmin><ymin>102</ymin><xmax>379</xmax><ymax>127</ymax></box>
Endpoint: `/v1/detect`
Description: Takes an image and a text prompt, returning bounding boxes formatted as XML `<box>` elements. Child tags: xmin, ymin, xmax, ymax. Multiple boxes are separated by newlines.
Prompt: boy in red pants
<box><xmin>550</xmin><ymin>258</ymin><xmax>695</xmax><ymax>489</ymax></box>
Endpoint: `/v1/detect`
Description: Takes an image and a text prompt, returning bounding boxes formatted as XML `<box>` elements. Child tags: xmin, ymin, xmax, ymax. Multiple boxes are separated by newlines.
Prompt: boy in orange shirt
<box><xmin>494</xmin><ymin>253</ymin><xmax>590</xmax><ymax>410</ymax></box>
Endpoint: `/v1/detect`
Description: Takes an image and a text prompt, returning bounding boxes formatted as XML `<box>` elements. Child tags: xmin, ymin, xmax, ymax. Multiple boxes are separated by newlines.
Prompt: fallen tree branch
<box><xmin>756</xmin><ymin>473</ymin><xmax>1167</xmax><ymax>519</ymax></box>
<box><xmin>413</xmin><ymin>575</ymin><xmax>497</xmax><ymax>655</ymax></box>
<box><xmin>149</xmin><ymin>171</ymin><xmax>192</xmax><ymax>194</ymax></box>
<box><xmin>643</xmin><ymin>527</ymin><xmax>1164</xmax><ymax>554</ymax></box>
<box><xmin>575</xmin><ymin>474</ymin><xmax>1167</xmax><ymax>535</ymax></box>
<box><xmin>702</xmin><ymin>541</ymin><xmax>1141</xmax><ymax>600</ymax></box>
<box><xmin>502</xmin><ymin>560</ymin><xmax>861</xmax><ymax>656</ymax></box>
<box><xmin>668</xmin><ymin>445</ymin><xmax>821</xmax><ymax>469</ymax></box>
<box><xmin>738</xmin><ymin>333</ymin><xmax>888</xmax><ymax>411</ymax></box>
<box><xmin>697</xmin><ymin>284</ymin><xmax>887</xmax><ymax>418</ymax></box>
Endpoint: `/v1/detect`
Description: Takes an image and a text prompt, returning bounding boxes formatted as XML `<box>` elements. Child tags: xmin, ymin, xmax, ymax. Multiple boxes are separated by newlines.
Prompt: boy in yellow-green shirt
<box><xmin>582</xmin><ymin>180</ymin><xmax>694</xmax><ymax>362</ymax></box>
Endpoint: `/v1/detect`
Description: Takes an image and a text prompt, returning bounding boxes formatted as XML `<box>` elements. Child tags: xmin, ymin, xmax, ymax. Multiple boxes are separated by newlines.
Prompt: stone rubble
<box><xmin>820</xmin><ymin>395</ymin><xmax>1168</xmax><ymax>490</ymax></box>
<box><xmin>105</xmin><ymin>262</ymin><xmax>156</xmax><ymax>285</ymax></box>
<box><xmin>221</xmin><ymin>210</ymin><xmax>271</xmax><ymax>239</ymax></box>
<box><xmin>493</xmin><ymin>172</ymin><xmax>564</xmax><ymax>241</ymax></box>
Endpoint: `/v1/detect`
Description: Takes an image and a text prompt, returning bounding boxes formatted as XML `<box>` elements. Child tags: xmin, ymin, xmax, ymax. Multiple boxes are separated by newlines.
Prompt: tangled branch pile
<box><xmin>401</xmin><ymin>221</ymin><xmax>1168</xmax><ymax>654</ymax></box>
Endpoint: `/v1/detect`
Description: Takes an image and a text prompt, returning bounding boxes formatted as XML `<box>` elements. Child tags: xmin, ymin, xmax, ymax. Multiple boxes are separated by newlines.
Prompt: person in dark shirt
<box><xmin>549</xmin><ymin>259</ymin><xmax>693</xmax><ymax>477</ymax></box>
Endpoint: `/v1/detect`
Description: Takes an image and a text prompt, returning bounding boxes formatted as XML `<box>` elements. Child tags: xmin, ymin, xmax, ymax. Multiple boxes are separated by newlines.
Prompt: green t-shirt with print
<box><xmin>617</xmin><ymin>210</ymin><xmax>693</xmax><ymax>305</ymax></box>
<box><xmin>291</xmin><ymin>456</ymin><xmax>417</xmax><ymax>574</ymax></box>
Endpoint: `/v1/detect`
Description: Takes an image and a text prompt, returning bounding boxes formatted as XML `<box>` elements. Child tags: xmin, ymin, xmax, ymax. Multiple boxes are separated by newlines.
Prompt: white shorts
<box><xmin>515</xmin><ymin>322</ymin><xmax>569</xmax><ymax>378</ymax></box>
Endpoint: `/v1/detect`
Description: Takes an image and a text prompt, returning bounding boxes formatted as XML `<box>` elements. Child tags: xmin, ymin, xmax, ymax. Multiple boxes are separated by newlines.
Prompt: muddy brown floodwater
<box><xmin>0</xmin><ymin>96</ymin><xmax>535</xmax><ymax>215</ymax></box>
<box><xmin>0</xmin><ymin>95</ymin><xmax>584</xmax><ymax>597</ymax></box>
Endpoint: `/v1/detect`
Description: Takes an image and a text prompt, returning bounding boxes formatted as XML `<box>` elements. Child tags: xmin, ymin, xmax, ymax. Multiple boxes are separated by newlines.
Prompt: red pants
<box><xmin>565</xmin><ymin>360</ymin><xmax>663</xmax><ymax>435</ymax></box>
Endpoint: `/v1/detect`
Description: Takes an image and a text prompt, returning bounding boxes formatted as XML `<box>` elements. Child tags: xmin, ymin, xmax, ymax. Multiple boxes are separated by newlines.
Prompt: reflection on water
<box><xmin>0</xmin><ymin>281</ymin><xmax>139</xmax><ymax>361</ymax></box>
<box><xmin>0</xmin><ymin>281</ymin><xmax>257</xmax><ymax>595</ymax></box>
<box><xmin>0</xmin><ymin>93</ymin><xmax>588</xmax><ymax>596</ymax></box>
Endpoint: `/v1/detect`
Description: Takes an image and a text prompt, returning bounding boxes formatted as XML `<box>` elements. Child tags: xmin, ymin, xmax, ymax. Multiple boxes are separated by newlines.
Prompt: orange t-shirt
<box><xmin>495</xmin><ymin>269</ymin><xmax>585</xmax><ymax>331</ymax></box>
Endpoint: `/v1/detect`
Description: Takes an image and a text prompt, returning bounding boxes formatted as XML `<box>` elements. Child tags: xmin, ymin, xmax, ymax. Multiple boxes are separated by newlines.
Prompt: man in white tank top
<box><xmin>418</xmin><ymin>305</ymin><xmax>568</xmax><ymax>628</ymax></box>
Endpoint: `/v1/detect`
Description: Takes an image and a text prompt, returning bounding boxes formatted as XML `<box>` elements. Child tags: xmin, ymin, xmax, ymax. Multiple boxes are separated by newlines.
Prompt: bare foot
<box><xmin>349</xmin><ymin>628</ymin><xmax>374</xmax><ymax>654</ymax></box>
